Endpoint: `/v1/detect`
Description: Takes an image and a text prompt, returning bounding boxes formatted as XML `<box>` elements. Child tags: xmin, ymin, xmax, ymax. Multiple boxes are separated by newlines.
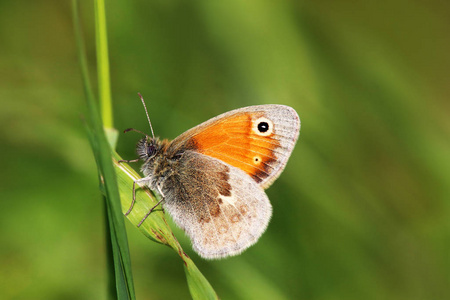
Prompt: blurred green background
<box><xmin>1</xmin><ymin>0</ymin><xmax>449</xmax><ymax>299</ymax></box>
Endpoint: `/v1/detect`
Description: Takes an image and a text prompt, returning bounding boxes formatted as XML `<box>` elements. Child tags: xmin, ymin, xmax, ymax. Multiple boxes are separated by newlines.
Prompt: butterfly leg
<box><xmin>137</xmin><ymin>184</ymin><xmax>165</xmax><ymax>227</ymax></box>
<box><xmin>125</xmin><ymin>177</ymin><xmax>151</xmax><ymax>216</ymax></box>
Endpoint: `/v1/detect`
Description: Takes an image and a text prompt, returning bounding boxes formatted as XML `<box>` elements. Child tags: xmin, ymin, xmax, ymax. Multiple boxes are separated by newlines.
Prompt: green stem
<box><xmin>95</xmin><ymin>0</ymin><xmax>113</xmax><ymax>128</ymax></box>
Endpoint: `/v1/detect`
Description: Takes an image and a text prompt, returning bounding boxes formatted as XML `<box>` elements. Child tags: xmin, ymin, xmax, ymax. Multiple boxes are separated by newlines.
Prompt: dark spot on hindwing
<box><xmin>218</xmin><ymin>165</ymin><xmax>232</xmax><ymax>197</ymax></box>
<box><xmin>209</xmin><ymin>202</ymin><xmax>221</xmax><ymax>217</ymax></box>
<box><xmin>239</xmin><ymin>204</ymin><xmax>249</xmax><ymax>216</ymax></box>
<box><xmin>231</xmin><ymin>213</ymin><xmax>241</xmax><ymax>223</ymax></box>
<box><xmin>199</xmin><ymin>216</ymin><xmax>211</xmax><ymax>224</ymax></box>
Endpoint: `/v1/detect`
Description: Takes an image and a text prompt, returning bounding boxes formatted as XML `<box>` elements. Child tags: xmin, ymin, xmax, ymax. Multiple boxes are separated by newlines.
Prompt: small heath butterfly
<box><xmin>121</xmin><ymin>94</ymin><xmax>300</xmax><ymax>259</ymax></box>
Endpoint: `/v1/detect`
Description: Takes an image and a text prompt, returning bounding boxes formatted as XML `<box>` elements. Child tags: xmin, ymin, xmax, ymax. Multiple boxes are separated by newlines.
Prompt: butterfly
<box><xmin>121</xmin><ymin>94</ymin><xmax>300</xmax><ymax>259</ymax></box>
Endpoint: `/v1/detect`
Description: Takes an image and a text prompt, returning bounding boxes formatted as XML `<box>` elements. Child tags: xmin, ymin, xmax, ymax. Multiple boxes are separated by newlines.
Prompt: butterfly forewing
<box><xmin>167</xmin><ymin>105</ymin><xmax>300</xmax><ymax>189</ymax></box>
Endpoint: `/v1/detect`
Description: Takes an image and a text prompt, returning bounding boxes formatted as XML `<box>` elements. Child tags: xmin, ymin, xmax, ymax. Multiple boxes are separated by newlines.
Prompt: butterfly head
<box><xmin>136</xmin><ymin>137</ymin><xmax>161</xmax><ymax>161</ymax></box>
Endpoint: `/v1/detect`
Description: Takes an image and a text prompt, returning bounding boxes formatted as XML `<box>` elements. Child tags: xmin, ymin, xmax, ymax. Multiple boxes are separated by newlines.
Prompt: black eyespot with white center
<box><xmin>252</xmin><ymin>117</ymin><xmax>274</xmax><ymax>136</ymax></box>
<box><xmin>257</xmin><ymin>122</ymin><xmax>269</xmax><ymax>133</ymax></box>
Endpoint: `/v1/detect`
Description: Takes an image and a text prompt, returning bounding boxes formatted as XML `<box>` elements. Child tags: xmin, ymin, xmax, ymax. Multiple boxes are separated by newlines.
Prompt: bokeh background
<box><xmin>1</xmin><ymin>0</ymin><xmax>449</xmax><ymax>299</ymax></box>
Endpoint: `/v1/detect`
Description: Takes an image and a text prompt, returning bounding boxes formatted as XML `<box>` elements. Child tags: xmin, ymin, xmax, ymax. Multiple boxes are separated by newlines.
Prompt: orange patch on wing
<box><xmin>192</xmin><ymin>113</ymin><xmax>280</xmax><ymax>183</ymax></box>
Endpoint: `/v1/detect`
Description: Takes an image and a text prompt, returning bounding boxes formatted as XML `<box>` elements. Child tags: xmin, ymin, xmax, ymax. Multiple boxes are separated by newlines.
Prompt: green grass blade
<box><xmin>184</xmin><ymin>260</ymin><xmax>218</xmax><ymax>300</ymax></box>
<box><xmin>105</xmin><ymin>203</ymin><xmax>133</xmax><ymax>300</ymax></box>
<box><xmin>103</xmin><ymin>199</ymin><xmax>118</xmax><ymax>299</ymax></box>
<box><xmin>72</xmin><ymin>1</ymin><xmax>135</xmax><ymax>299</ymax></box>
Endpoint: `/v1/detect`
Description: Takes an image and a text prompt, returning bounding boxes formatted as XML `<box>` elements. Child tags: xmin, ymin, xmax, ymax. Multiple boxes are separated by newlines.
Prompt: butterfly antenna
<box><xmin>137</xmin><ymin>93</ymin><xmax>155</xmax><ymax>138</ymax></box>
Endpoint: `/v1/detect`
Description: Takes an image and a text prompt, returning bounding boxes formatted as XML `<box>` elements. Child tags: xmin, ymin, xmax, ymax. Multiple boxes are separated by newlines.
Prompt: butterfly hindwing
<box><xmin>161</xmin><ymin>151</ymin><xmax>272</xmax><ymax>259</ymax></box>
